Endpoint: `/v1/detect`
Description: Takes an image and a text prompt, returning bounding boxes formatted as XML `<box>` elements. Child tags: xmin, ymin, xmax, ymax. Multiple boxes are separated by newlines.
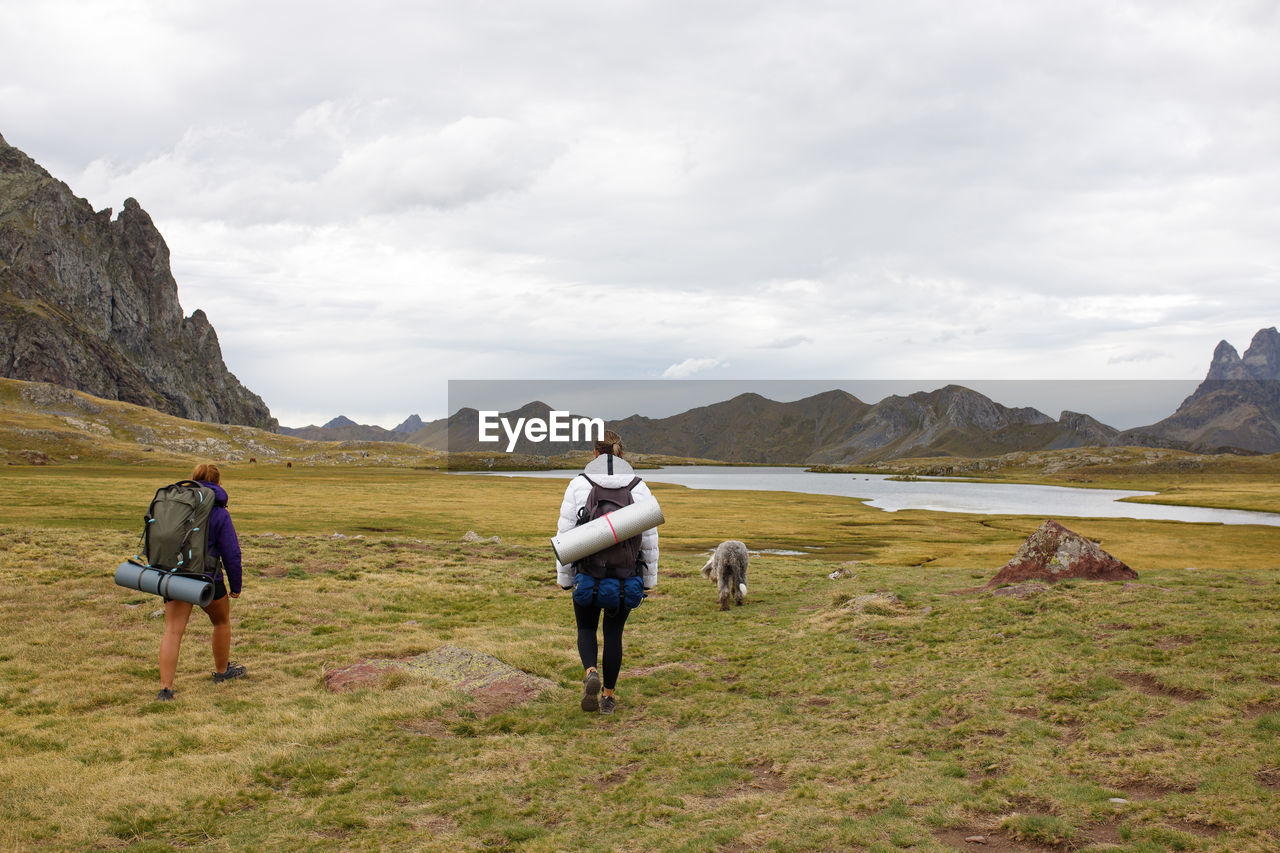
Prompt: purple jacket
<box><xmin>198</xmin><ymin>481</ymin><xmax>243</xmax><ymax>594</ymax></box>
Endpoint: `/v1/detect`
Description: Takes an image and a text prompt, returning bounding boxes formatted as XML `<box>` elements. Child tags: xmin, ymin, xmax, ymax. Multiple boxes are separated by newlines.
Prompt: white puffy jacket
<box><xmin>555</xmin><ymin>454</ymin><xmax>660</xmax><ymax>589</ymax></box>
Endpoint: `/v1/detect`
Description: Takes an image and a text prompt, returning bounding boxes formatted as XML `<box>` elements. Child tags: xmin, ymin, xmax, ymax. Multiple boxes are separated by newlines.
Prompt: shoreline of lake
<box><xmin>458</xmin><ymin>465</ymin><xmax>1280</xmax><ymax>527</ymax></box>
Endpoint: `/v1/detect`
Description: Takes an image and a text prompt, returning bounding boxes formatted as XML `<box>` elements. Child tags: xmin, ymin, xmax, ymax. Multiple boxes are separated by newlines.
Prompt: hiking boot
<box><xmin>581</xmin><ymin>669</ymin><xmax>601</xmax><ymax>712</ymax></box>
<box><xmin>600</xmin><ymin>694</ymin><xmax>617</xmax><ymax>714</ymax></box>
<box><xmin>212</xmin><ymin>662</ymin><xmax>247</xmax><ymax>683</ymax></box>
<box><xmin>156</xmin><ymin>688</ymin><xmax>174</xmax><ymax>702</ymax></box>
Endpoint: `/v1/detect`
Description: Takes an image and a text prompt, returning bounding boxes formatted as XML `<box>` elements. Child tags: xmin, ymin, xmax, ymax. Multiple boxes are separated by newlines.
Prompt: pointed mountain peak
<box><xmin>323</xmin><ymin>415</ymin><xmax>358</xmax><ymax>429</ymax></box>
<box><xmin>1241</xmin><ymin>327</ymin><xmax>1280</xmax><ymax>380</ymax></box>
<box><xmin>393</xmin><ymin>414</ymin><xmax>425</xmax><ymax>433</ymax></box>
<box><xmin>1205</xmin><ymin>340</ymin><xmax>1247</xmax><ymax>381</ymax></box>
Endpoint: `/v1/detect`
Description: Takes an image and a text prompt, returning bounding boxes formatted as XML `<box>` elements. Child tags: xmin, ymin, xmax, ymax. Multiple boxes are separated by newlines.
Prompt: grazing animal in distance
<box><xmin>701</xmin><ymin>540</ymin><xmax>749</xmax><ymax>611</ymax></box>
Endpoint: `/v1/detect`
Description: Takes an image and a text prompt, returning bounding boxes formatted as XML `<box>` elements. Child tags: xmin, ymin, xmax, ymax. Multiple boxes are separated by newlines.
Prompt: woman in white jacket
<box><xmin>556</xmin><ymin>430</ymin><xmax>659</xmax><ymax>714</ymax></box>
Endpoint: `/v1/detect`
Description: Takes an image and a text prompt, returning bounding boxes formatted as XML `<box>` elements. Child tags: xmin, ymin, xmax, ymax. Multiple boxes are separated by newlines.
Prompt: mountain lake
<box><xmin>461</xmin><ymin>465</ymin><xmax>1280</xmax><ymax>527</ymax></box>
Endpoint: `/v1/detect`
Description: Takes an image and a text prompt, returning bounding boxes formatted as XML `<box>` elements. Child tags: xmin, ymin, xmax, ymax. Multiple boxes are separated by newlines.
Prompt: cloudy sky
<box><xmin>3</xmin><ymin>0</ymin><xmax>1277</xmax><ymax>428</ymax></box>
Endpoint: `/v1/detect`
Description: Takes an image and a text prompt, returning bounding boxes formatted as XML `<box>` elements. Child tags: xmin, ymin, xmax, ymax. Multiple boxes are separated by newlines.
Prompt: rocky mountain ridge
<box><xmin>280</xmin><ymin>413</ymin><xmax>425</xmax><ymax>442</ymax></box>
<box><xmin>0</xmin><ymin>132</ymin><xmax>276</xmax><ymax>429</ymax></box>
<box><xmin>1118</xmin><ymin>327</ymin><xmax>1280</xmax><ymax>453</ymax></box>
<box><xmin>389</xmin><ymin>387</ymin><xmax>1123</xmax><ymax>464</ymax></box>
<box><xmin>290</xmin><ymin>336</ymin><xmax>1280</xmax><ymax>463</ymax></box>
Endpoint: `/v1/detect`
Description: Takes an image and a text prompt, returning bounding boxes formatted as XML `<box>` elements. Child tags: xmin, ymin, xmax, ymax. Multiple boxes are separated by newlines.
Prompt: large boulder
<box><xmin>987</xmin><ymin>519</ymin><xmax>1136</xmax><ymax>588</ymax></box>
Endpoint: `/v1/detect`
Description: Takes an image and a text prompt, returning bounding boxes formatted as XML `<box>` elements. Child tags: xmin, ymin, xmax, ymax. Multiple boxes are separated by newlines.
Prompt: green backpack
<box><xmin>140</xmin><ymin>480</ymin><xmax>217</xmax><ymax>578</ymax></box>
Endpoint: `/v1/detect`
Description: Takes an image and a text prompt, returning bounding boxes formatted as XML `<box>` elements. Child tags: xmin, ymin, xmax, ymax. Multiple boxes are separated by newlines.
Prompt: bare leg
<box><xmin>159</xmin><ymin>600</ymin><xmax>194</xmax><ymax>689</ymax></box>
<box><xmin>203</xmin><ymin>594</ymin><xmax>231</xmax><ymax>673</ymax></box>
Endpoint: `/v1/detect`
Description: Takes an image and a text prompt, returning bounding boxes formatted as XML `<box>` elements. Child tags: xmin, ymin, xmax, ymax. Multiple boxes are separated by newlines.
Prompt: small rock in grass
<box><xmin>149</xmin><ymin>609</ymin><xmax>164</xmax><ymax>619</ymax></box>
<box><xmin>1108</xmin><ymin>797</ymin><xmax>1129</xmax><ymax>805</ymax></box>
<box><xmin>964</xmin><ymin>836</ymin><xmax>986</xmax><ymax>844</ymax></box>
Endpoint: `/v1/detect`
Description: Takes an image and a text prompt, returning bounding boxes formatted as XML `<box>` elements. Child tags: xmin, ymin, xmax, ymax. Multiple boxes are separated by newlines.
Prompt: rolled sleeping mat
<box><xmin>551</xmin><ymin>496</ymin><xmax>666</xmax><ymax>565</ymax></box>
<box><xmin>114</xmin><ymin>560</ymin><xmax>215</xmax><ymax>607</ymax></box>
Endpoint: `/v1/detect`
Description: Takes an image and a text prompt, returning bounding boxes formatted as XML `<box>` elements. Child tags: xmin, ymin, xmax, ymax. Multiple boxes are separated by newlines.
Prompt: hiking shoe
<box><xmin>156</xmin><ymin>688</ymin><xmax>174</xmax><ymax>702</ymax></box>
<box><xmin>581</xmin><ymin>669</ymin><xmax>601</xmax><ymax>712</ymax></box>
<box><xmin>600</xmin><ymin>694</ymin><xmax>617</xmax><ymax>715</ymax></box>
<box><xmin>212</xmin><ymin>662</ymin><xmax>247</xmax><ymax>683</ymax></box>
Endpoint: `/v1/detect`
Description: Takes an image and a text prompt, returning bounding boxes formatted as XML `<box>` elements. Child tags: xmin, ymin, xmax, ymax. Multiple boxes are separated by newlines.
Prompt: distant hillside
<box><xmin>407</xmin><ymin>401</ymin><xmax>600</xmax><ymax>455</ymax></box>
<box><xmin>0</xmin><ymin>377</ymin><xmax>437</xmax><ymax>467</ymax></box>
<box><xmin>404</xmin><ymin>386</ymin><xmax>1120</xmax><ymax>464</ymax></box>
<box><xmin>280</xmin><ymin>414</ymin><xmax>425</xmax><ymax>443</ymax></box>
<box><xmin>299</xmin><ymin>328</ymin><xmax>1280</xmax><ymax>463</ymax></box>
<box><xmin>1119</xmin><ymin>327</ymin><xmax>1280</xmax><ymax>453</ymax></box>
<box><xmin>609</xmin><ymin>385</ymin><xmax>1119</xmax><ymax>464</ymax></box>
<box><xmin>0</xmin><ymin>132</ymin><xmax>276</xmax><ymax>430</ymax></box>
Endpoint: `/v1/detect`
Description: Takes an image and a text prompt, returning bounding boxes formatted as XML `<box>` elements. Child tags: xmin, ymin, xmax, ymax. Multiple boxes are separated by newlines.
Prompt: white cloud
<box><xmin>3</xmin><ymin>0</ymin><xmax>1279</xmax><ymax>425</ymax></box>
<box><xmin>661</xmin><ymin>358</ymin><xmax>729</xmax><ymax>379</ymax></box>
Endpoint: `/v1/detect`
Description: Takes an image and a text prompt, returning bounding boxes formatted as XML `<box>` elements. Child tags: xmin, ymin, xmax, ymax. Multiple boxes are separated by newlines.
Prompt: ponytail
<box><xmin>593</xmin><ymin>430</ymin><xmax>624</xmax><ymax>458</ymax></box>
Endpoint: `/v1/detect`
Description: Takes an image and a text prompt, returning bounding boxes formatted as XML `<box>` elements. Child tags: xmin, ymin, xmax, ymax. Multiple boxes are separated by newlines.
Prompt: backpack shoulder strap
<box><xmin>626</xmin><ymin>477</ymin><xmax>641</xmax><ymax>491</ymax></box>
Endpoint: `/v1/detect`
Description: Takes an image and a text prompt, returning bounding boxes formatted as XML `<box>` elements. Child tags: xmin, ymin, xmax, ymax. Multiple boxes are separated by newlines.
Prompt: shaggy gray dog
<box><xmin>701</xmin><ymin>540</ymin><xmax>749</xmax><ymax>611</ymax></box>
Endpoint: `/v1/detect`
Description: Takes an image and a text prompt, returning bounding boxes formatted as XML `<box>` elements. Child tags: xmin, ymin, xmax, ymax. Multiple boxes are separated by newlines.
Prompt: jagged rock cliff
<box><xmin>1119</xmin><ymin>327</ymin><xmax>1280</xmax><ymax>453</ymax></box>
<box><xmin>0</xmin><ymin>132</ymin><xmax>276</xmax><ymax>429</ymax></box>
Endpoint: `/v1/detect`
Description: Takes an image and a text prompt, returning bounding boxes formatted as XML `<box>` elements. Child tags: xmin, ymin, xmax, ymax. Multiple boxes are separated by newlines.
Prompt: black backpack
<box><xmin>139</xmin><ymin>480</ymin><xmax>218</xmax><ymax>578</ymax></box>
<box><xmin>574</xmin><ymin>471</ymin><xmax>644</xmax><ymax>579</ymax></box>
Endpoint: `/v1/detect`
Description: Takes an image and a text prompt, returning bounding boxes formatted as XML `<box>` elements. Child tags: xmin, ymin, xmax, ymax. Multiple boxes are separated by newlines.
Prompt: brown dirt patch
<box><xmin>933</xmin><ymin>827</ymin><xmax>1057</xmax><ymax>851</ymax></box>
<box><xmin>257</xmin><ymin>564</ymin><xmax>289</xmax><ymax>578</ymax></box>
<box><xmin>597</xmin><ymin>761</ymin><xmax>642</xmax><ymax>790</ymax></box>
<box><xmin>1116</xmin><ymin>777</ymin><xmax>1197</xmax><ymax>798</ymax></box>
<box><xmin>1083</xmin><ymin>818</ymin><xmax>1123</xmax><ymax>847</ymax></box>
<box><xmin>1153</xmin><ymin>635</ymin><xmax>1194</xmax><ymax>650</ymax></box>
<box><xmin>410</xmin><ymin>815</ymin><xmax>458</xmax><ymax>833</ymax></box>
<box><xmin>743</xmin><ymin>758</ymin><xmax>787</xmax><ymax>792</ymax></box>
<box><xmin>1245</xmin><ymin>700</ymin><xmax>1280</xmax><ymax>719</ymax></box>
<box><xmin>1114</xmin><ymin>671</ymin><xmax>1208</xmax><ymax>701</ymax></box>
<box><xmin>1008</xmin><ymin>796</ymin><xmax>1057</xmax><ymax>815</ymax></box>
<box><xmin>1168</xmin><ymin>820</ymin><xmax>1222</xmax><ymax>838</ymax></box>
<box><xmin>1258</xmin><ymin>767</ymin><xmax>1280</xmax><ymax>791</ymax></box>
<box><xmin>937</xmin><ymin>811</ymin><xmax>1124</xmax><ymax>851</ymax></box>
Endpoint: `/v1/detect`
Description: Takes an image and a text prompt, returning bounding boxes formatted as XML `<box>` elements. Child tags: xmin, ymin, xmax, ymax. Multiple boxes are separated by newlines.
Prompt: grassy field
<box><xmin>1</xmin><ymin>462</ymin><xmax>1279</xmax><ymax>851</ymax></box>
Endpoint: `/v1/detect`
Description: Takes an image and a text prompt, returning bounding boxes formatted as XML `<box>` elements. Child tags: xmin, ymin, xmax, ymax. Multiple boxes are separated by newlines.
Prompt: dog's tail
<box><xmin>700</xmin><ymin>559</ymin><xmax>714</xmax><ymax>578</ymax></box>
<box><xmin>738</xmin><ymin>582</ymin><xmax>748</xmax><ymax>596</ymax></box>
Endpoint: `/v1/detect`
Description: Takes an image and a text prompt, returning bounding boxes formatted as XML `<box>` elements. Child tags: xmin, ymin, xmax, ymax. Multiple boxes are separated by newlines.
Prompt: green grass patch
<box><xmin>0</xmin><ymin>463</ymin><xmax>1278</xmax><ymax>849</ymax></box>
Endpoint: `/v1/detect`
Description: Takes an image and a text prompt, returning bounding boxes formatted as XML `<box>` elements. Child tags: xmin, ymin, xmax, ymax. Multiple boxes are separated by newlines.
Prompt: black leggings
<box><xmin>574</xmin><ymin>602</ymin><xmax>630</xmax><ymax>690</ymax></box>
